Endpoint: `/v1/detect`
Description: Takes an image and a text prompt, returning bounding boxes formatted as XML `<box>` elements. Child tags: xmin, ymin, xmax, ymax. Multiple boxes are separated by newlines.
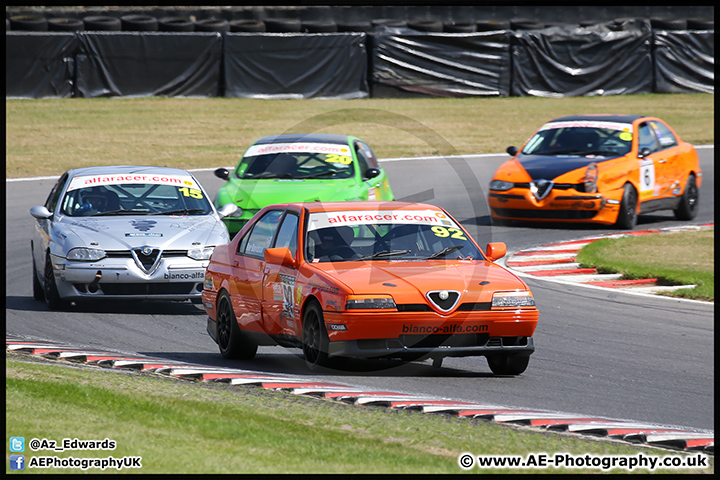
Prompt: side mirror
<box><xmin>217</xmin><ymin>203</ymin><xmax>240</xmax><ymax>218</ymax></box>
<box><xmin>365</xmin><ymin>167</ymin><xmax>380</xmax><ymax>179</ymax></box>
<box><xmin>638</xmin><ymin>147</ymin><xmax>651</xmax><ymax>159</ymax></box>
<box><xmin>214</xmin><ymin>167</ymin><xmax>230</xmax><ymax>180</ymax></box>
<box><xmin>506</xmin><ymin>146</ymin><xmax>519</xmax><ymax>157</ymax></box>
<box><xmin>30</xmin><ymin>205</ymin><xmax>53</xmax><ymax>219</ymax></box>
<box><xmin>485</xmin><ymin>242</ymin><xmax>507</xmax><ymax>261</ymax></box>
<box><xmin>264</xmin><ymin>247</ymin><xmax>297</xmax><ymax>269</ymax></box>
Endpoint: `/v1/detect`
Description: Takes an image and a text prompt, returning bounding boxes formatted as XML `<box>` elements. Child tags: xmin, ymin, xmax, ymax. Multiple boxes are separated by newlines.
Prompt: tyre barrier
<box><xmin>9</xmin><ymin>15</ymin><xmax>48</xmax><ymax>31</ymax></box>
<box><xmin>120</xmin><ymin>14</ymin><xmax>159</xmax><ymax>32</ymax></box>
<box><xmin>6</xmin><ymin>334</ymin><xmax>714</xmax><ymax>456</ymax></box>
<box><xmin>82</xmin><ymin>15</ymin><xmax>121</xmax><ymax>31</ymax></box>
<box><xmin>407</xmin><ymin>19</ymin><xmax>444</xmax><ymax>32</ymax></box>
<box><xmin>443</xmin><ymin>21</ymin><xmax>477</xmax><ymax>33</ymax></box>
<box><xmin>336</xmin><ymin>20</ymin><xmax>373</xmax><ymax>33</ymax></box>
<box><xmin>158</xmin><ymin>16</ymin><xmax>195</xmax><ymax>32</ymax></box>
<box><xmin>475</xmin><ymin>20</ymin><xmax>511</xmax><ymax>31</ymax></box>
<box><xmin>302</xmin><ymin>20</ymin><xmax>338</xmax><ymax>33</ymax></box>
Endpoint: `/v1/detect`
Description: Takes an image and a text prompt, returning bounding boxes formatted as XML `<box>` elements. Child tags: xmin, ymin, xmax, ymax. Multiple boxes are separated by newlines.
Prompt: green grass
<box><xmin>576</xmin><ymin>229</ymin><xmax>714</xmax><ymax>301</ymax></box>
<box><xmin>6</xmin><ymin>356</ymin><xmax>713</xmax><ymax>474</ymax></box>
<box><xmin>4</xmin><ymin>93</ymin><xmax>714</xmax><ymax>178</ymax></box>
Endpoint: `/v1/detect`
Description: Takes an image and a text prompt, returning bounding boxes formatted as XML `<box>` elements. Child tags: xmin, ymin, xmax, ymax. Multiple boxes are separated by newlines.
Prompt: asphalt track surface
<box><xmin>5</xmin><ymin>147</ymin><xmax>714</xmax><ymax>432</ymax></box>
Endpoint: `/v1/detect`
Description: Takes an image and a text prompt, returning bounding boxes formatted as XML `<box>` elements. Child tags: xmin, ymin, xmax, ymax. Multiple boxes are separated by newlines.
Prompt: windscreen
<box><xmin>305</xmin><ymin>209</ymin><xmax>484</xmax><ymax>263</ymax></box>
<box><xmin>522</xmin><ymin>120</ymin><xmax>634</xmax><ymax>157</ymax></box>
<box><xmin>60</xmin><ymin>173</ymin><xmax>213</xmax><ymax>217</ymax></box>
<box><xmin>235</xmin><ymin>142</ymin><xmax>355</xmax><ymax>180</ymax></box>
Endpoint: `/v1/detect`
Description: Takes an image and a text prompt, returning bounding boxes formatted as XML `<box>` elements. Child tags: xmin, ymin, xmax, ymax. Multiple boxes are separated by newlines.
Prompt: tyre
<box><xmin>158</xmin><ymin>16</ymin><xmax>195</xmax><ymax>32</ymax></box>
<box><xmin>615</xmin><ymin>184</ymin><xmax>638</xmax><ymax>230</ymax></box>
<box><xmin>337</xmin><ymin>21</ymin><xmax>372</xmax><ymax>33</ymax></box>
<box><xmin>32</xmin><ymin>254</ymin><xmax>45</xmax><ymax>301</ymax></box>
<box><xmin>443</xmin><ymin>22</ymin><xmax>477</xmax><ymax>33</ymax></box>
<box><xmin>44</xmin><ymin>253</ymin><xmax>67</xmax><ymax>310</ymax></box>
<box><xmin>264</xmin><ymin>18</ymin><xmax>302</xmax><ymax>32</ymax></box>
<box><xmin>407</xmin><ymin>20</ymin><xmax>443</xmax><ymax>32</ymax></box>
<box><xmin>83</xmin><ymin>16</ymin><xmax>122</xmax><ymax>31</ymax></box>
<box><xmin>9</xmin><ymin>15</ymin><xmax>48</xmax><ymax>31</ymax></box>
<box><xmin>48</xmin><ymin>18</ymin><xmax>85</xmax><ymax>32</ymax></box>
<box><xmin>674</xmin><ymin>174</ymin><xmax>699</xmax><ymax>221</ymax></box>
<box><xmin>476</xmin><ymin>20</ymin><xmax>511</xmax><ymax>31</ymax></box>
<box><xmin>195</xmin><ymin>18</ymin><xmax>230</xmax><ymax>32</ymax></box>
<box><xmin>302</xmin><ymin>20</ymin><xmax>338</xmax><ymax>33</ymax></box>
<box><xmin>687</xmin><ymin>19</ymin><xmax>714</xmax><ymax>30</ymax></box>
<box><xmin>229</xmin><ymin>20</ymin><xmax>265</xmax><ymax>32</ymax></box>
<box><xmin>486</xmin><ymin>354</ymin><xmax>529</xmax><ymax>375</ymax></box>
<box><xmin>120</xmin><ymin>15</ymin><xmax>159</xmax><ymax>32</ymax></box>
<box><xmin>215</xmin><ymin>291</ymin><xmax>257</xmax><ymax>360</ymax></box>
<box><xmin>302</xmin><ymin>301</ymin><xmax>330</xmax><ymax>369</ymax></box>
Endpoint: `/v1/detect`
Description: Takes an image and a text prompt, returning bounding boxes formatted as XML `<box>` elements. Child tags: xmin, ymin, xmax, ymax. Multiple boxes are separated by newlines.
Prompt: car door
<box><xmin>648</xmin><ymin>120</ymin><xmax>683</xmax><ymax>196</ymax></box>
<box><xmin>231</xmin><ymin>209</ymin><xmax>284</xmax><ymax>332</ymax></box>
<box><xmin>354</xmin><ymin>140</ymin><xmax>391</xmax><ymax>200</ymax></box>
<box><xmin>636</xmin><ymin>121</ymin><xmax>668</xmax><ymax>202</ymax></box>
<box><xmin>33</xmin><ymin>172</ymin><xmax>69</xmax><ymax>274</ymax></box>
<box><xmin>261</xmin><ymin>210</ymin><xmax>300</xmax><ymax>335</ymax></box>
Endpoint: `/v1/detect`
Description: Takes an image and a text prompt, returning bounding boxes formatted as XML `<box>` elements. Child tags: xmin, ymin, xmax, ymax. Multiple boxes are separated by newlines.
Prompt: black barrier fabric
<box><xmin>75</xmin><ymin>32</ymin><xmax>222</xmax><ymax>97</ymax></box>
<box><xmin>224</xmin><ymin>33</ymin><xmax>368</xmax><ymax>99</ymax></box>
<box><xmin>653</xmin><ymin>30</ymin><xmax>714</xmax><ymax>94</ymax></box>
<box><xmin>371</xmin><ymin>30</ymin><xmax>512</xmax><ymax>97</ymax></box>
<box><xmin>6</xmin><ymin>32</ymin><xmax>78</xmax><ymax>98</ymax></box>
<box><xmin>511</xmin><ymin>20</ymin><xmax>653</xmax><ymax>97</ymax></box>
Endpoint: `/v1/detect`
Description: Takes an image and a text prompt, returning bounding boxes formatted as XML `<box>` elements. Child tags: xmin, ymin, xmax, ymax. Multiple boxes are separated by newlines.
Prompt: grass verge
<box><xmin>5</xmin><ymin>356</ymin><xmax>712</xmax><ymax>474</ymax></box>
<box><xmin>576</xmin><ymin>229</ymin><xmax>714</xmax><ymax>301</ymax></box>
<box><xmin>5</xmin><ymin>93</ymin><xmax>714</xmax><ymax>178</ymax></box>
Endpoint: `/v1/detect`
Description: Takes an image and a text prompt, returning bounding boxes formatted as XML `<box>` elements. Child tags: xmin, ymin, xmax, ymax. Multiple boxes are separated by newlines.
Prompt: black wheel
<box><xmin>302</xmin><ymin>301</ymin><xmax>330</xmax><ymax>369</ymax></box>
<box><xmin>229</xmin><ymin>20</ymin><xmax>265</xmax><ymax>32</ymax></box>
<box><xmin>83</xmin><ymin>16</ymin><xmax>122</xmax><ymax>31</ymax></box>
<box><xmin>195</xmin><ymin>18</ymin><xmax>230</xmax><ymax>32</ymax></box>
<box><xmin>9</xmin><ymin>15</ymin><xmax>48</xmax><ymax>31</ymax></box>
<box><xmin>216</xmin><ymin>291</ymin><xmax>257</xmax><ymax>360</ymax></box>
<box><xmin>44</xmin><ymin>253</ymin><xmax>67</xmax><ymax>310</ymax></box>
<box><xmin>264</xmin><ymin>18</ymin><xmax>302</xmax><ymax>32</ymax></box>
<box><xmin>302</xmin><ymin>20</ymin><xmax>337</xmax><ymax>33</ymax></box>
<box><xmin>32</xmin><ymin>254</ymin><xmax>45</xmax><ymax>301</ymax></box>
<box><xmin>674</xmin><ymin>175</ymin><xmax>699</xmax><ymax>221</ymax></box>
<box><xmin>158</xmin><ymin>16</ymin><xmax>195</xmax><ymax>32</ymax></box>
<box><xmin>120</xmin><ymin>15</ymin><xmax>159</xmax><ymax>32</ymax></box>
<box><xmin>48</xmin><ymin>18</ymin><xmax>84</xmax><ymax>32</ymax></box>
<box><xmin>487</xmin><ymin>354</ymin><xmax>530</xmax><ymax>375</ymax></box>
<box><xmin>615</xmin><ymin>184</ymin><xmax>638</xmax><ymax>230</ymax></box>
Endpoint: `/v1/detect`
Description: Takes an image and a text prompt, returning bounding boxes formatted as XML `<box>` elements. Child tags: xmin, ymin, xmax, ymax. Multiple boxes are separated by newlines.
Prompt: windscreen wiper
<box><xmin>360</xmin><ymin>249</ymin><xmax>411</xmax><ymax>260</ymax></box>
<box><xmin>427</xmin><ymin>245</ymin><xmax>464</xmax><ymax>259</ymax></box>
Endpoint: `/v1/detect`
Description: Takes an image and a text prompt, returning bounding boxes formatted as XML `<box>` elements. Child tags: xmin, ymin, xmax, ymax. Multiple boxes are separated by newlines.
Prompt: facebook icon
<box><xmin>10</xmin><ymin>455</ymin><xmax>25</xmax><ymax>470</ymax></box>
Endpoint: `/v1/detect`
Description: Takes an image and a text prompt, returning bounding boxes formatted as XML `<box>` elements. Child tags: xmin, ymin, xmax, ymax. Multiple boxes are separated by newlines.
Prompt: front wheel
<box><xmin>302</xmin><ymin>301</ymin><xmax>330</xmax><ymax>369</ymax></box>
<box><xmin>216</xmin><ymin>291</ymin><xmax>257</xmax><ymax>360</ymax></box>
<box><xmin>44</xmin><ymin>253</ymin><xmax>67</xmax><ymax>310</ymax></box>
<box><xmin>32</xmin><ymin>252</ymin><xmax>45</xmax><ymax>301</ymax></box>
<box><xmin>486</xmin><ymin>354</ymin><xmax>530</xmax><ymax>376</ymax></box>
<box><xmin>614</xmin><ymin>184</ymin><xmax>637</xmax><ymax>230</ymax></box>
<box><xmin>674</xmin><ymin>174</ymin><xmax>699</xmax><ymax>220</ymax></box>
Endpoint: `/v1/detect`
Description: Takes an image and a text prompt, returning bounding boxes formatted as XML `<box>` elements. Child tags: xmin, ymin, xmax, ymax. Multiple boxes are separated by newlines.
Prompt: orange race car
<box><xmin>488</xmin><ymin>115</ymin><xmax>702</xmax><ymax>228</ymax></box>
<box><xmin>202</xmin><ymin>201</ymin><xmax>539</xmax><ymax>374</ymax></box>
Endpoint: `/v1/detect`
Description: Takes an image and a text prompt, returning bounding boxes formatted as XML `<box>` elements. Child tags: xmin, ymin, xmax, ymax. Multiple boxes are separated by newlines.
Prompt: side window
<box><xmin>45</xmin><ymin>173</ymin><xmax>69</xmax><ymax>212</ymax></box>
<box><xmin>273</xmin><ymin>212</ymin><xmax>299</xmax><ymax>258</ymax></box>
<box><xmin>650</xmin><ymin>121</ymin><xmax>678</xmax><ymax>150</ymax></box>
<box><xmin>240</xmin><ymin>210</ymin><xmax>284</xmax><ymax>258</ymax></box>
<box><xmin>638</xmin><ymin>122</ymin><xmax>661</xmax><ymax>154</ymax></box>
<box><xmin>354</xmin><ymin>141</ymin><xmax>378</xmax><ymax>178</ymax></box>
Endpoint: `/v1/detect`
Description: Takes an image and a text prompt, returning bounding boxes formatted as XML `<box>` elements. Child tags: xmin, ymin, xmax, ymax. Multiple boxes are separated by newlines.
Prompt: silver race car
<box><xmin>30</xmin><ymin>165</ymin><xmax>239</xmax><ymax>309</ymax></box>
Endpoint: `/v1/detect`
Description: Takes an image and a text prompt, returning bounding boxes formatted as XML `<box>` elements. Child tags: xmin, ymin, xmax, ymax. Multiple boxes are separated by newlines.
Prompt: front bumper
<box><xmin>489</xmin><ymin>187</ymin><xmax>623</xmax><ymax>224</ymax></box>
<box><xmin>52</xmin><ymin>254</ymin><xmax>207</xmax><ymax>301</ymax></box>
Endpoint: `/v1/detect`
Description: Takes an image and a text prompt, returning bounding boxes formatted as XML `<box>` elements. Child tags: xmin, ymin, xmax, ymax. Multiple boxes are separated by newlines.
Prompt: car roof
<box><xmin>253</xmin><ymin>133</ymin><xmax>351</xmax><ymax>145</ymax></box>
<box><xmin>547</xmin><ymin>114</ymin><xmax>645</xmax><ymax>124</ymax></box>
<box><xmin>66</xmin><ymin>165</ymin><xmax>194</xmax><ymax>178</ymax></box>
<box><xmin>282</xmin><ymin>201</ymin><xmax>444</xmax><ymax>213</ymax></box>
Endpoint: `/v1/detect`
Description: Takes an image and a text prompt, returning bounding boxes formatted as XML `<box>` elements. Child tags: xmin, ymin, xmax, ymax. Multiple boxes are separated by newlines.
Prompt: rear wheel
<box><xmin>216</xmin><ymin>291</ymin><xmax>257</xmax><ymax>360</ymax></box>
<box><xmin>615</xmin><ymin>184</ymin><xmax>637</xmax><ymax>229</ymax></box>
<box><xmin>302</xmin><ymin>301</ymin><xmax>330</xmax><ymax>369</ymax></box>
<box><xmin>486</xmin><ymin>354</ymin><xmax>530</xmax><ymax>375</ymax></box>
<box><xmin>674</xmin><ymin>174</ymin><xmax>699</xmax><ymax>220</ymax></box>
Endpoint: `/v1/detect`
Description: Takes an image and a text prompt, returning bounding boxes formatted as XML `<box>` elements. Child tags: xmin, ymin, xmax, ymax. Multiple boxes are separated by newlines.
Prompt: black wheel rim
<box><xmin>687</xmin><ymin>183</ymin><xmax>698</xmax><ymax>212</ymax></box>
<box><xmin>303</xmin><ymin>309</ymin><xmax>321</xmax><ymax>365</ymax></box>
<box><xmin>217</xmin><ymin>297</ymin><xmax>232</xmax><ymax>351</ymax></box>
<box><xmin>44</xmin><ymin>257</ymin><xmax>54</xmax><ymax>299</ymax></box>
<box><xmin>625</xmin><ymin>188</ymin><xmax>637</xmax><ymax>226</ymax></box>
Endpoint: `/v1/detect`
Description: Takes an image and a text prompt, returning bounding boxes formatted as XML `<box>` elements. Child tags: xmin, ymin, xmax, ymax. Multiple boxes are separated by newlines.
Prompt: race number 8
<box><xmin>431</xmin><ymin>226</ymin><xmax>466</xmax><ymax>240</ymax></box>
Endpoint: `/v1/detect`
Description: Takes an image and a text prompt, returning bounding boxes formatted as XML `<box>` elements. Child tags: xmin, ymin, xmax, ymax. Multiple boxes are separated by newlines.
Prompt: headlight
<box><xmin>491</xmin><ymin>290</ymin><xmax>535</xmax><ymax>308</ymax></box>
<box><xmin>66</xmin><ymin>247</ymin><xmax>106</xmax><ymax>261</ymax></box>
<box><xmin>489</xmin><ymin>180</ymin><xmax>514</xmax><ymax>191</ymax></box>
<box><xmin>345</xmin><ymin>295</ymin><xmax>396</xmax><ymax>310</ymax></box>
<box><xmin>187</xmin><ymin>246</ymin><xmax>215</xmax><ymax>260</ymax></box>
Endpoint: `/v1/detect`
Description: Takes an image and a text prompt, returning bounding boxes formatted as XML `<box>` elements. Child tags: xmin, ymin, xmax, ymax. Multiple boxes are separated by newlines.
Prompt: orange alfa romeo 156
<box><xmin>202</xmin><ymin>201</ymin><xmax>539</xmax><ymax>374</ymax></box>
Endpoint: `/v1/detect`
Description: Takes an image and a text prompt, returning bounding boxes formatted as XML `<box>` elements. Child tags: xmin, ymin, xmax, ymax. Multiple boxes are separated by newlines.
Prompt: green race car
<box><xmin>214</xmin><ymin>133</ymin><xmax>395</xmax><ymax>236</ymax></box>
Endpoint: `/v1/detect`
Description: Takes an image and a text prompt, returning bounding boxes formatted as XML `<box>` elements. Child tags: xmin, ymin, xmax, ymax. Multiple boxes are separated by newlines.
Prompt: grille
<box><xmin>100</xmin><ymin>282</ymin><xmax>197</xmax><ymax>295</ymax></box>
<box><xmin>492</xmin><ymin>208</ymin><xmax>598</xmax><ymax>220</ymax></box>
